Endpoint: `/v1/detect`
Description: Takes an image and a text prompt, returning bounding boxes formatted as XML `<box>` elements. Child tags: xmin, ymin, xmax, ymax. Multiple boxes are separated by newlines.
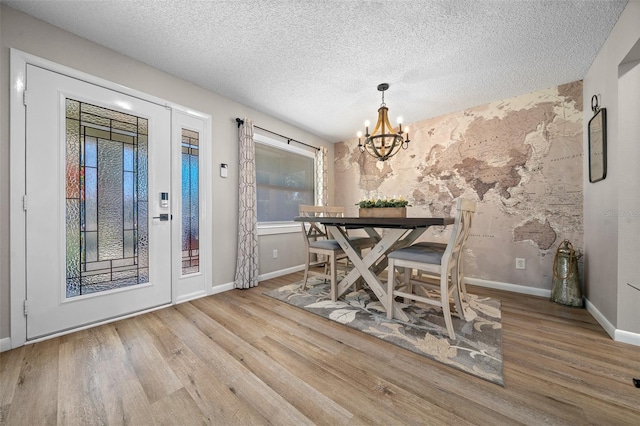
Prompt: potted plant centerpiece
<box><xmin>357</xmin><ymin>196</ymin><xmax>410</xmax><ymax>218</ymax></box>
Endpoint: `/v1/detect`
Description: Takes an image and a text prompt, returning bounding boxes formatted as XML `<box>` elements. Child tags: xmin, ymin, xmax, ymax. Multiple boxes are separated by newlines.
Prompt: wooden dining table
<box><xmin>294</xmin><ymin>216</ymin><xmax>454</xmax><ymax>321</ymax></box>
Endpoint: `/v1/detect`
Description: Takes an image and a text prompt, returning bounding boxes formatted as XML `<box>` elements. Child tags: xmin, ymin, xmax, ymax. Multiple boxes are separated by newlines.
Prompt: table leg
<box><xmin>328</xmin><ymin>226</ymin><xmax>411</xmax><ymax>321</ymax></box>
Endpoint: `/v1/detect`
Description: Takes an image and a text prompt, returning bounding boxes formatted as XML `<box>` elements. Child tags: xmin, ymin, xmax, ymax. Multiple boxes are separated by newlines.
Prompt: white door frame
<box><xmin>171</xmin><ymin>111</ymin><xmax>213</xmax><ymax>303</ymax></box>
<box><xmin>9</xmin><ymin>49</ymin><xmax>212</xmax><ymax>348</ymax></box>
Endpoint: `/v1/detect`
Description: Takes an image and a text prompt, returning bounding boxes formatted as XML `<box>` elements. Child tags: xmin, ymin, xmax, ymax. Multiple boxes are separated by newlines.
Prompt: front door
<box><xmin>25</xmin><ymin>65</ymin><xmax>172</xmax><ymax>339</ymax></box>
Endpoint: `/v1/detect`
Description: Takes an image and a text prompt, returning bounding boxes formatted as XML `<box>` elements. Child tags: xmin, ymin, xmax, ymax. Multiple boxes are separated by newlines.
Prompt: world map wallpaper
<box><xmin>334</xmin><ymin>81</ymin><xmax>583</xmax><ymax>290</ymax></box>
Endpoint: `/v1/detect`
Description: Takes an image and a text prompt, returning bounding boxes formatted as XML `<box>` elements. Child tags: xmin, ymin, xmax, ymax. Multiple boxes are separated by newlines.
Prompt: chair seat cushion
<box><xmin>388</xmin><ymin>245</ymin><xmax>444</xmax><ymax>264</ymax></box>
<box><xmin>309</xmin><ymin>239</ymin><xmax>342</xmax><ymax>250</ymax></box>
<box><xmin>414</xmin><ymin>241</ymin><xmax>447</xmax><ymax>250</ymax></box>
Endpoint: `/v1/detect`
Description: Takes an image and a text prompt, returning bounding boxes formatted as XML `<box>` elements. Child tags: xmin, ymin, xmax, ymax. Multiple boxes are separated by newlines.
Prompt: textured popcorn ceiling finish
<box><xmin>4</xmin><ymin>0</ymin><xmax>628</xmax><ymax>142</ymax></box>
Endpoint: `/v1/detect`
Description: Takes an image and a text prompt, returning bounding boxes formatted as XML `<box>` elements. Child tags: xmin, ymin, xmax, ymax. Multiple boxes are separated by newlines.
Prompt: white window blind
<box><xmin>255</xmin><ymin>135</ymin><xmax>315</xmax><ymax>223</ymax></box>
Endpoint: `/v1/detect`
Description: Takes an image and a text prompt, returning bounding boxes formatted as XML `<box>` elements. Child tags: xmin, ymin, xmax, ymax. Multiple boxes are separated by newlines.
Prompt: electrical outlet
<box><xmin>515</xmin><ymin>258</ymin><xmax>526</xmax><ymax>270</ymax></box>
<box><xmin>272</xmin><ymin>249</ymin><xmax>278</xmax><ymax>259</ymax></box>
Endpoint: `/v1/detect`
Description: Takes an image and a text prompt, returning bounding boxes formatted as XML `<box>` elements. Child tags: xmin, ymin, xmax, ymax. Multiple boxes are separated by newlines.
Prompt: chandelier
<box><xmin>357</xmin><ymin>83</ymin><xmax>410</xmax><ymax>161</ymax></box>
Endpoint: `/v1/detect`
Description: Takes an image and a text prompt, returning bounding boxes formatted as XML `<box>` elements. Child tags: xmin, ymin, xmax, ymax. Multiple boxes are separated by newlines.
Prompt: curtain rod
<box><xmin>235</xmin><ymin>118</ymin><xmax>320</xmax><ymax>151</ymax></box>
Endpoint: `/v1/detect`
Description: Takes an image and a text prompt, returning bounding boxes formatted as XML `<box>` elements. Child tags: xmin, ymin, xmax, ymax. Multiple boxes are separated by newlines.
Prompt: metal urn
<box><xmin>551</xmin><ymin>240</ymin><xmax>583</xmax><ymax>307</ymax></box>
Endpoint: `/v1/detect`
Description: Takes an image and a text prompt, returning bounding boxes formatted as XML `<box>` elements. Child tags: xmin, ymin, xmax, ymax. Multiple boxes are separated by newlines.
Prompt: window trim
<box><xmin>254</xmin><ymin>132</ymin><xmax>315</xmax><ymax>234</ymax></box>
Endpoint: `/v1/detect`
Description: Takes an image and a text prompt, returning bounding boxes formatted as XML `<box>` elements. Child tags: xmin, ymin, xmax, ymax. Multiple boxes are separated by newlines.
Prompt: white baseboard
<box><xmin>585</xmin><ymin>298</ymin><xmax>616</xmax><ymax>339</ymax></box>
<box><xmin>465</xmin><ymin>277</ymin><xmax>552</xmax><ymax>298</ymax></box>
<box><xmin>209</xmin><ymin>281</ymin><xmax>235</xmax><ymax>295</ymax></box>
<box><xmin>585</xmin><ymin>297</ymin><xmax>640</xmax><ymax>346</ymax></box>
<box><xmin>615</xmin><ymin>329</ymin><xmax>640</xmax><ymax>346</ymax></box>
<box><xmin>258</xmin><ymin>264</ymin><xmax>305</xmax><ymax>282</ymax></box>
<box><xmin>0</xmin><ymin>337</ymin><xmax>12</xmax><ymax>353</ymax></box>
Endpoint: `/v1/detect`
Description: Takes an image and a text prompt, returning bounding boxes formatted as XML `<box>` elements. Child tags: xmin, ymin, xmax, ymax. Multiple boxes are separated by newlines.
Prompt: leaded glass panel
<box><xmin>181</xmin><ymin>128</ymin><xmax>199</xmax><ymax>275</ymax></box>
<box><xmin>65</xmin><ymin>99</ymin><xmax>148</xmax><ymax>297</ymax></box>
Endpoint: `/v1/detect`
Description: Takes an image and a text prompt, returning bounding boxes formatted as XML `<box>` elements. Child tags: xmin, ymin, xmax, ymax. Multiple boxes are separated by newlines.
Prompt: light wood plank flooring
<box><xmin>1</xmin><ymin>272</ymin><xmax>639</xmax><ymax>425</ymax></box>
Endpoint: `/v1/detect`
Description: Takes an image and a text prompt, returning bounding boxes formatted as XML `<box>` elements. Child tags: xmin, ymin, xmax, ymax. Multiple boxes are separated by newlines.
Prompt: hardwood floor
<box><xmin>1</xmin><ymin>271</ymin><xmax>639</xmax><ymax>425</ymax></box>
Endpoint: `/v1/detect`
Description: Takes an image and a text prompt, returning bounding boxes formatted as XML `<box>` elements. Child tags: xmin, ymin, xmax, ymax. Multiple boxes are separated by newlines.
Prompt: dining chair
<box><xmin>385</xmin><ymin>198</ymin><xmax>476</xmax><ymax>339</ymax></box>
<box><xmin>412</xmin><ymin>202</ymin><xmax>475</xmax><ymax>302</ymax></box>
<box><xmin>405</xmin><ymin>199</ymin><xmax>477</xmax><ymax>303</ymax></box>
<box><xmin>322</xmin><ymin>205</ymin><xmax>377</xmax><ymax>257</ymax></box>
<box><xmin>410</xmin><ymin>241</ymin><xmax>470</xmax><ymax>303</ymax></box>
<box><xmin>299</xmin><ymin>205</ymin><xmax>375</xmax><ymax>300</ymax></box>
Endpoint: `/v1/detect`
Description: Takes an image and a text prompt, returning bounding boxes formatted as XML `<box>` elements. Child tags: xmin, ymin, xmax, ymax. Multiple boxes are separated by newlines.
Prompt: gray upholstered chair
<box><xmin>386</xmin><ymin>198</ymin><xmax>476</xmax><ymax>339</ymax></box>
<box><xmin>299</xmin><ymin>205</ymin><xmax>375</xmax><ymax>300</ymax></box>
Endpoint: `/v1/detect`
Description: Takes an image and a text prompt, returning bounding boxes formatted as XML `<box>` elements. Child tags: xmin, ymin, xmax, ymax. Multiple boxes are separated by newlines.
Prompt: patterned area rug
<box><xmin>264</xmin><ymin>277</ymin><xmax>504</xmax><ymax>386</ymax></box>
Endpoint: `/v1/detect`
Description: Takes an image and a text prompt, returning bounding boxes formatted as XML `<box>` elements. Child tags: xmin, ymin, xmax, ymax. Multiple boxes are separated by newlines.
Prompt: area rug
<box><xmin>264</xmin><ymin>277</ymin><xmax>504</xmax><ymax>386</ymax></box>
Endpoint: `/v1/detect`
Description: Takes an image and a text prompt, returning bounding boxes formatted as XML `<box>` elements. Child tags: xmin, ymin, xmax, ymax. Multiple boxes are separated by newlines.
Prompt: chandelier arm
<box><xmin>382</xmin><ymin>112</ymin><xmax>396</xmax><ymax>136</ymax></box>
<box><xmin>370</xmin><ymin>107</ymin><xmax>386</xmax><ymax>136</ymax></box>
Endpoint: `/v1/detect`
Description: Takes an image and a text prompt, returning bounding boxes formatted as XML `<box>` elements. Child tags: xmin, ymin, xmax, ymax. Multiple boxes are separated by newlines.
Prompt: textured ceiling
<box><xmin>3</xmin><ymin>0</ymin><xmax>629</xmax><ymax>142</ymax></box>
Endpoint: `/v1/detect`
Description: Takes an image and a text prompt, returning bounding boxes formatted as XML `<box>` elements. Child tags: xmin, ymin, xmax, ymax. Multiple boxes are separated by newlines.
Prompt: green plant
<box><xmin>356</xmin><ymin>197</ymin><xmax>411</xmax><ymax>208</ymax></box>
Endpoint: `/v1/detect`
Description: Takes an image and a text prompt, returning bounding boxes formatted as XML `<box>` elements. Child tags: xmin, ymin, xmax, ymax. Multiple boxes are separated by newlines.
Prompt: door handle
<box><xmin>153</xmin><ymin>213</ymin><xmax>171</xmax><ymax>221</ymax></box>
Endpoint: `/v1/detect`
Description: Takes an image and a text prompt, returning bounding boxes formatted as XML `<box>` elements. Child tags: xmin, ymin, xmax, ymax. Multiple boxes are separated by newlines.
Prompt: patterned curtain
<box><xmin>315</xmin><ymin>146</ymin><xmax>328</xmax><ymax>206</ymax></box>
<box><xmin>235</xmin><ymin>119</ymin><xmax>259</xmax><ymax>289</ymax></box>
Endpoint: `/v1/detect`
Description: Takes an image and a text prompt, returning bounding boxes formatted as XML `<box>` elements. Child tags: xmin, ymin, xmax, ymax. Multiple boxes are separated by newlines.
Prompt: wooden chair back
<box><xmin>298</xmin><ymin>205</ymin><xmax>347</xmax><ymax>241</ymax></box>
<box><xmin>443</xmin><ymin>198</ymin><xmax>476</xmax><ymax>289</ymax></box>
<box><xmin>322</xmin><ymin>206</ymin><xmax>345</xmax><ymax>217</ymax></box>
<box><xmin>298</xmin><ymin>205</ymin><xmax>329</xmax><ymax>243</ymax></box>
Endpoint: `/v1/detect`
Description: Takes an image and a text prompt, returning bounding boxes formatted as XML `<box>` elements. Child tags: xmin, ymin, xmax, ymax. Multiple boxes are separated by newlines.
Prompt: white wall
<box><xmin>617</xmin><ymin>50</ymin><xmax>640</xmax><ymax>335</ymax></box>
<box><xmin>583</xmin><ymin>0</ymin><xmax>640</xmax><ymax>340</ymax></box>
<box><xmin>0</xmin><ymin>4</ymin><xmax>333</xmax><ymax>341</ymax></box>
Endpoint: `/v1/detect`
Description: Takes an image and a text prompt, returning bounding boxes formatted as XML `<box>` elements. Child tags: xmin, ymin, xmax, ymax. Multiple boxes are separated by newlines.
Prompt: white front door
<box><xmin>25</xmin><ymin>65</ymin><xmax>172</xmax><ymax>339</ymax></box>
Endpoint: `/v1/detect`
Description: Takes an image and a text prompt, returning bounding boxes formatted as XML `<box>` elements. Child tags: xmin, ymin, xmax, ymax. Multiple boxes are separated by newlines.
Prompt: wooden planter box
<box><xmin>359</xmin><ymin>207</ymin><xmax>407</xmax><ymax>218</ymax></box>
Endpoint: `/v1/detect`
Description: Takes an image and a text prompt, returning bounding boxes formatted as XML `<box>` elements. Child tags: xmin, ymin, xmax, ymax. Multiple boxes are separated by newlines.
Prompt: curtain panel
<box><xmin>235</xmin><ymin>119</ymin><xmax>259</xmax><ymax>289</ymax></box>
<box><xmin>315</xmin><ymin>146</ymin><xmax>328</xmax><ymax>206</ymax></box>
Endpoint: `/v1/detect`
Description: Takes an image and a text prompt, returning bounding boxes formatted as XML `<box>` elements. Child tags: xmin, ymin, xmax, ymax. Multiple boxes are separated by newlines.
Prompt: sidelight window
<box><xmin>181</xmin><ymin>128</ymin><xmax>199</xmax><ymax>275</ymax></box>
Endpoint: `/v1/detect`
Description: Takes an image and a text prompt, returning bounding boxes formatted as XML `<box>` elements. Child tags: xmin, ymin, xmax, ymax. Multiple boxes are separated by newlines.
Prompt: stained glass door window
<box><xmin>181</xmin><ymin>128</ymin><xmax>199</xmax><ymax>275</ymax></box>
<box><xmin>66</xmin><ymin>99</ymin><xmax>148</xmax><ymax>297</ymax></box>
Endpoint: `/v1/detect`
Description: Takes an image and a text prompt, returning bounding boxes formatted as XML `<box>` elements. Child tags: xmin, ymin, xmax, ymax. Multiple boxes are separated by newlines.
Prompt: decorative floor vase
<box><xmin>359</xmin><ymin>207</ymin><xmax>407</xmax><ymax>218</ymax></box>
<box><xmin>550</xmin><ymin>240</ymin><xmax>583</xmax><ymax>307</ymax></box>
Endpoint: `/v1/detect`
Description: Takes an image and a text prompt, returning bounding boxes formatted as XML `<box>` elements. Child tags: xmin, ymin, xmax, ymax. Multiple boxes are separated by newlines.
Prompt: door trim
<box><xmin>9</xmin><ymin>49</ymin><xmax>212</xmax><ymax>348</ymax></box>
<box><xmin>171</xmin><ymin>110</ymin><xmax>213</xmax><ymax>304</ymax></box>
